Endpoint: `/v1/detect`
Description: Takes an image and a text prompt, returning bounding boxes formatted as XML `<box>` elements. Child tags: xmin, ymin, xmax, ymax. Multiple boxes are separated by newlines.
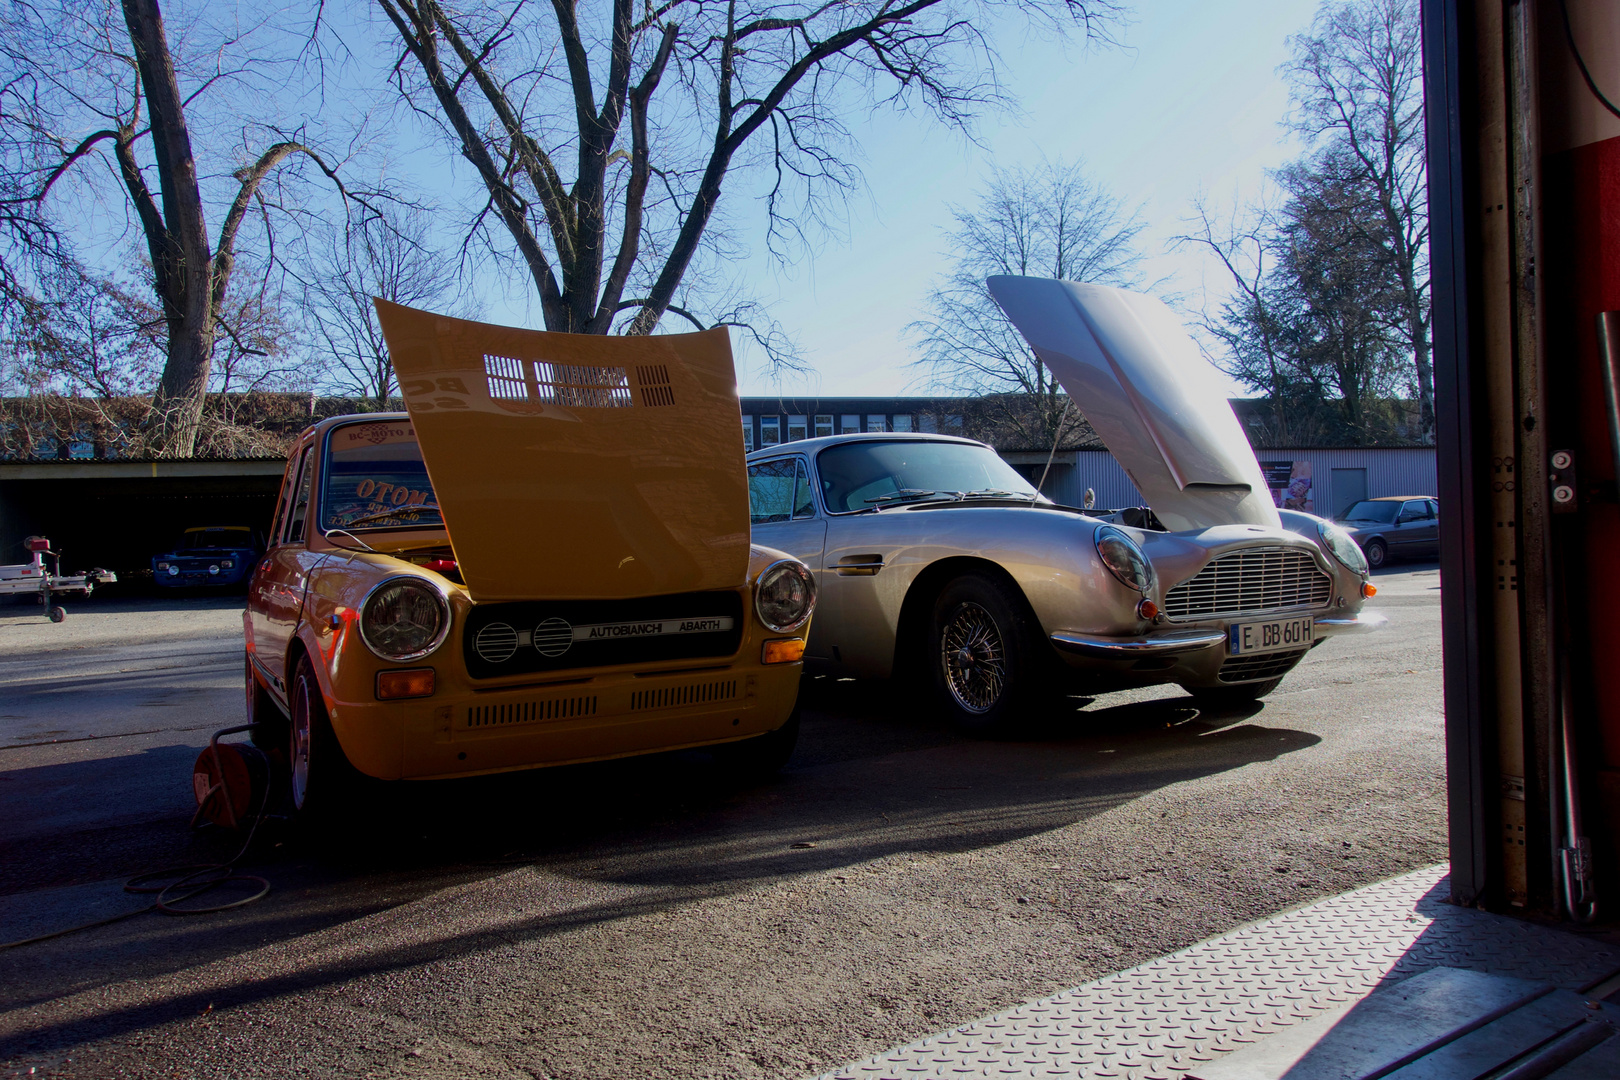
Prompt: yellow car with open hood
<box><xmin>243</xmin><ymin>303</ymin><xmax>814</xmax><ymax>819</ymax></box>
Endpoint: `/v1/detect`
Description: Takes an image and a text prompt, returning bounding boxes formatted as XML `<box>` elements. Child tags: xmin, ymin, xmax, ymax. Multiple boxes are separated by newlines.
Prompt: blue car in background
<box><xmin>153</xmin><ymin>526</ymin><xmax>261</xmax><ymax>589</ymax></box>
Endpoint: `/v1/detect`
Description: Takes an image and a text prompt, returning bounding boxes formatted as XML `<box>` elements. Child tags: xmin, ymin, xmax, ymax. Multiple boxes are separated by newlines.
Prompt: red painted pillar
<box><xmin>1538</xmin><ymin>0</ymin><xmax>1620</xmax><ymax>865</ymax></box>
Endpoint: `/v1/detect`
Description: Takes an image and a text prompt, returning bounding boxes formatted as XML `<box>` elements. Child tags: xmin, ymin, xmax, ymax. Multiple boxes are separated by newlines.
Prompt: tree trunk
<box><xmin>122</xmin><ymin>0</ymin><xmax>215</xmax><ymax>457</ymax></box>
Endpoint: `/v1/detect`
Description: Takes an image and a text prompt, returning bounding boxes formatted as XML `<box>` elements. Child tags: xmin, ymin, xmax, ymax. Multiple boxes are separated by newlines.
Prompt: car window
<box><xmin>321</xmin><ymin>420</ymin><xmax>445</xmax><ymax>532</ymax></box>
<box><xmin>1427</xmin><ymin>499</ymin><xmax>1440</xmax><ymax>518</ymax></box>
<box><xmin>1399</xmin><ymin>500</ymin><xmax>1427</xmax><ymax>521</ymax></box>
<box><xmin>815</xmin><ymin>440</ymin><xmax>1038</xmax><ymax>513</ymax></box>
<box><xmin>282</xmin><ymin>449</ymin><xmax>315</xmax><ymax>545</ymax></box>
<box><xmin>749</xmin><ymin>459</ymin><xmax>796</xmax><ymax>524</ymax></box>
<box><xmin>792</xmin><ymin>460</ymin><xmax>816</xmax><ymax>519</ymax></box>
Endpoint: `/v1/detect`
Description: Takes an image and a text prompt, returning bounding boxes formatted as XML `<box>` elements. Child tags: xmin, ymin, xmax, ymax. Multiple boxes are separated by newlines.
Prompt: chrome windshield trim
<box><xmin>1049</xmin><ymin>629</ymin><xmax>1227</xmax><ymax>657</ymax></box>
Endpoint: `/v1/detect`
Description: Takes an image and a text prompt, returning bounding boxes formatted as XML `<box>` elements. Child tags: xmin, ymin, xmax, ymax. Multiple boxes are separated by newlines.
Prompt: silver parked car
<box><xmin>745</xmin><ymin>277</ymin><xmax>1384</xmax><ymax>730</ymax></box>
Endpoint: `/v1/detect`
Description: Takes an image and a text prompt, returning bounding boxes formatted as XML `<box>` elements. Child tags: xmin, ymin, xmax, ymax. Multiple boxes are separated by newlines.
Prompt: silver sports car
<box><xmin>745</xmin><ymin>277</ymin><xmax>1384</xmax><ymax>730</ymax></box>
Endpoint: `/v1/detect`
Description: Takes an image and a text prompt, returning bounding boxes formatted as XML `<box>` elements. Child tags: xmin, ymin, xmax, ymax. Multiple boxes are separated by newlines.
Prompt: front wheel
<box><xmin>48</xmin><ymin>605</ymin><xmax>66</xmax><ymax>623</ymax></box>
<box><xmin>1364</xmin><ymin>538</ymin><xmax>1387</xmax><ymax>569</ymax></box>
<box><xmin>287</xmin><ymin>654</ymin><xmax>359</xmax><ymax>823</ymax></box>
<box><xmin>928</xmin><ymin>574</ymin><xmax>1052</xmax><ymax>734</ymax></box>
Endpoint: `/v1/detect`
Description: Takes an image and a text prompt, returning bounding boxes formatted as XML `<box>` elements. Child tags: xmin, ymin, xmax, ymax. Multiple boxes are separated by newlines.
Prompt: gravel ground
<box><xmin>0</xmin><ymin>566</ymin><xmax>1444</xmax><ymax>1079</ymax></box>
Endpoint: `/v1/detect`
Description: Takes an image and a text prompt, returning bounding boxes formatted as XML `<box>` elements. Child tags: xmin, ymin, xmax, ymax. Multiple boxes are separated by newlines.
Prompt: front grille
<box><xmin>466</xmin><ymin>695</ymin><xmax>598</xmax><ymax>729</ymax></box>
<box><xmin>1218</xmin><ymin>649</ymin><xmax>1308</xmax><ymax>683</ymax></box>
<box><xmin>1164</xmin><ymin>548</ymin><xmax>1332</xmax><ymax>620</ymax></box>
<box><xmin>630</xmin><ymin>679</ymin><xmax>738</xmax><ymax>712</ymax></box>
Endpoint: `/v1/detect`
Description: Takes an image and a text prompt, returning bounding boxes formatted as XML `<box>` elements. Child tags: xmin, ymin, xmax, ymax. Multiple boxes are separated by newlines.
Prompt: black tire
<box><xmin>927</xmin><ymin>573</ymin><xmax>1053</xmax><ymax>734</ymax></box>
<box><xmin>245</xmin><ymin>654</ymin><xmax>288</xmax><ymax>756</ymax></box>
<box><xmin>1364</xmin><ymin>538</ymin><xmax>1387</xmax><ymax>569</ymax></box>
<box><xmin>287</xmin><ymin>653</ymin><xmax>360</xmax><ymax>823</ymax></box>
<box><xmin>1186</xmin><ymin>677</ymin><xmax>1283</xmax><ymax>711</ymax></box>
<box><xmin>715</xmin><ymin>704</ymin><xmax>801</xmax><ymax>778</ymax></box>
<box><xmin>48</xmin><ymin>605</ymin><xmax>66</xmax><ymax>623</ymax></box>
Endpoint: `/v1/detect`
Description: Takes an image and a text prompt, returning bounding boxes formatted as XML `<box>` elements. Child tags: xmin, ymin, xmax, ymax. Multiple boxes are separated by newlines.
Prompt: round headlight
<box><xmin>360</xmin><ymin>577</ymin><xmax>451</xmax><ymax>661</ymax></box>
<box><xmin>1318</xmin><ymin>520</ymin><xmax>1369</xmax><ymax>575</ymax></box>
<box><xmin>208</xmin><ymin>564</ymin><xmax>220</xmax><ymax>575</ymax></box>
<box><xmin>755</xmin><ymin>559</ymin><xmax>816</xmax><ymax>633</ymax></box>
<box><xmin>166</xmin><ymin>565</ymin><xmax>179</xmax><ymax>577</ymax></box>
<box><xmin>1094</xmin><ymin>526</ymin><xmax>1155</xmax><ymax>593</ymax></box>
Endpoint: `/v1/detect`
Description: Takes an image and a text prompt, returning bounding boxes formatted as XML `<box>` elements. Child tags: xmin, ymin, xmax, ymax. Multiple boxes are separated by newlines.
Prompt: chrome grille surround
<box><xmin>1163</xmin><ymin>547</ymin><xmax>1333</xmax><ymax>621</ymax></box>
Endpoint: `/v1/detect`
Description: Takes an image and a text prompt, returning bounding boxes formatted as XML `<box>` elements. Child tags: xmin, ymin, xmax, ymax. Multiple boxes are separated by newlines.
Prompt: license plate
<box><xmin>1228</xmin><ymin>616</ymin><xmax>1313</xmax><ymax>655</ymax></box>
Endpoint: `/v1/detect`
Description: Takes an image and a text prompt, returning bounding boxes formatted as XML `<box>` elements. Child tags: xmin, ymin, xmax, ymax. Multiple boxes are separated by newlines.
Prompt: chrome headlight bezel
<box><xmin>1094</xmin><ymin>526</ymin><xmax>1156</xmax><ymax>594</ymax></box>
<box><xmin>1317</xmin><ymin>520</ymin><xmax>1370</xmax><ymax>575</ymax></box>
<box><xmin>358</xmin><ymin>575</ymin><xmax>452</xmax><ymax>662</ymax></box>
<box><xmin>754</xmin><ymin>558</ymin><xmax>816</xmax><ymax>633</ymax></box>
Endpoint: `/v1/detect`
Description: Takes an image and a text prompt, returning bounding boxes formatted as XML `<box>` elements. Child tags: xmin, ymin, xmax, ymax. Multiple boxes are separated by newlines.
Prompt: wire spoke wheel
<box><xmin>940</xmin><ymin>601</ymin><xmax>1007</xmax><ymax>714</ymax></box>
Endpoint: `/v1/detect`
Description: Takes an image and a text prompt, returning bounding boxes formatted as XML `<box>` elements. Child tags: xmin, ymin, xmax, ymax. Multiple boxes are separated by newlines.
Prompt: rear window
<box><xmin>321</xmin><ymin>421</ymin><xmax>445</xmax><ymax>532</ymax></box>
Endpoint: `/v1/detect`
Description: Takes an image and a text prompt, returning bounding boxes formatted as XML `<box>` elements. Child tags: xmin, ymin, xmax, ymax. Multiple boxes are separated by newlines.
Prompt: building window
<box><xmin>944</xmin><ymin>415</ymin><xmax>964</xmax><ymax>435</ymax></box>
<box><xmin>814</xmin><ymin>414</ymin><xmax>834</xmax><ymax>438</ymax></box>
<box><xmin>919</xmin><ymin>414</ymin><xmax>938</xmax><ymax>433</ymax></box>
<box><xmin>742</xmin><ymin>416</ymin><xmax>754</xmax><ymax>452</ymax></box>
<box><xmin>841</xmin><ymin>414</ymin><xmax>860</xmax><ymax>434</ymax></box>
<box><xmin>760</xmin><ymin>416</ymin><xmax>781</xmax><ymax>446</ymax></box>
<box><xmin>891</xmin><ymin>415</ymin><xmax>913</xmax><ymax>432</ymax></box>
<box><xmin>866</xmin><ymin>414</ymin><xmax>886</xmax><ymax>433</ymax></box>
<box><xmin>787</xmin><ymin>415</ymin><xmax>808</xmax><ymax>442</ymax></box>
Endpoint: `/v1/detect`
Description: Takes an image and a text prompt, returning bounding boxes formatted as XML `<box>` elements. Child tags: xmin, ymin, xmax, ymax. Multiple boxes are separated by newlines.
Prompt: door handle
<box><xmin>835</xmin><ymin>554</ymin><xmax>884</xmax><ymax>576</ymax></box>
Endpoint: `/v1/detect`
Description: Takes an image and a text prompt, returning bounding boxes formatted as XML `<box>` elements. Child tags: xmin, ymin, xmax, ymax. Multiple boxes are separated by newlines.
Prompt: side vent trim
<box><xmin>466</xmin><ymin>696</ymin><xmax>598</xmax><ymax>728</ymax></box>
<box><xmin>630</xmin><ymin>679</ymin><xmax>738</xmax><ymax>711</ymax></box>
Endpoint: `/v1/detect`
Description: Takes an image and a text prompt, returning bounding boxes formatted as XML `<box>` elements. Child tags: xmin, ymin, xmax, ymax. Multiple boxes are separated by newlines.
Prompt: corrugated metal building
<box><xmin>1001</xmin><ymin>448</ymin><xmax>1438</xmax><ymax>517</ymax></box>
<box><xmin>740</xmin><ymin>396</ymin><xmax>1438</xmax><ymax>518</ymax></box>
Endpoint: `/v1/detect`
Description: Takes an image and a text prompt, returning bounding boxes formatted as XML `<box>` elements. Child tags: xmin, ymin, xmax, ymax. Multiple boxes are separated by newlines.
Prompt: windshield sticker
<box><xmin>335</xmin><ymin>422</ymin><xmax>418</xmax><ymax>447</ymax></box>
<box><xmin>352</xmin><ymin>479</ymin><xmax>432</xmax><ymax>507</ymax></box>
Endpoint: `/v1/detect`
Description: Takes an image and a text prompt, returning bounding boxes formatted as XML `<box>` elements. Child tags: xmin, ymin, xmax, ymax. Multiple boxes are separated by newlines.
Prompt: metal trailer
<box><xmin>0</xmin><ymin>536</ymin><xmax>117</xmax><ymax>622</ymax></box>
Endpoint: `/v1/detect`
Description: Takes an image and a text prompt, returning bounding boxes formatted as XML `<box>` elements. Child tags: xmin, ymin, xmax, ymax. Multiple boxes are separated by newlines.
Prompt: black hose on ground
<box><xmin>0</xmin><ymin>729</ymin><xmax>275</xmax><ymax>951</ymax></box>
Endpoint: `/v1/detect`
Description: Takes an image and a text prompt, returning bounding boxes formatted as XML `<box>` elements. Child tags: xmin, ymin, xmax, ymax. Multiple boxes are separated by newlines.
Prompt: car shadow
<box><xmin>0</xmin><ymin>677</ymin><xmax>1319</xmax><ymax>1049</ymax></box>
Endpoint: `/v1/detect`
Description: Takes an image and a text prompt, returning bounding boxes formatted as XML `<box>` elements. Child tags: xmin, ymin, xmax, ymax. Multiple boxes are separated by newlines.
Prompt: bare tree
<box><xmin>2</xmin><ymin>0</ymin><xmax>377</xmax><ymax>456</ymax></box>
<box><xmin>305</xmin><ymin>209</ymin><xmax>458</xmax><ymax>407</ymax></box>
<box><xmin>376</xmin><ymin>0</ymin><xmax>1124</xmax><ymax>357</ymax></box>
<box><xmin>1283</xmin><ymin>0</ymin><xmax>1430</xmax><ymax>440</ymax></box>
<box><xmin>909</xmin><ymin>158</ymin><xmax>1147</xmax><ymax>448</ymax></box>
<box><xmin>1175</xmin><ymin>169</ymin><xmax>1412</xmax><ymax>444</ymax></box>
<box><xmin>1</xmin><ymin>259</ymin><xmax>163</xmax><ymax>397</ymax></box>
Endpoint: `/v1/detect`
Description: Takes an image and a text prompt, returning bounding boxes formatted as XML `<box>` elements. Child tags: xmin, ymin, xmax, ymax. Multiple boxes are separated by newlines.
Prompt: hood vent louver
<box><xmin>482</xmin><ymin>354</ymin><xmax>634</xmax><ymax>411</ymax></box>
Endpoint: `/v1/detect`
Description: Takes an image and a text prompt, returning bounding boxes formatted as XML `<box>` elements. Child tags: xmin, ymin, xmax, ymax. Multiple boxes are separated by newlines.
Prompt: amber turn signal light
<box><xmin>762</xmin><ymin>639</ymin><xmax>806</xmax><ymax>664</ymax></box>
<box><xmin>1136</xmin><ymin>597</ymin><xmax>1160</xmax><ymax>620</ymax></box>
<box><xmin>376</xmin><ymin>667</ymin><xmax>435</xmax><ymax>700</ymax></box>
<box><xmin>1361</xmin><ymin>582</ymin><xmax>1378</xmax><ymax>598</ymax></box>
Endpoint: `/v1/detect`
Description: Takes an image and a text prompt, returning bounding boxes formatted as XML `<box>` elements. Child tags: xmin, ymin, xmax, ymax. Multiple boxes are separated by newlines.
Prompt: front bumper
<box><xmin>326</xmin><ymin>657</ymin><xmax>805</xmax><ymax>781</ymax></box>
<box><xmin>1050</xmin><ymin>629</ymin><xmax>1226</xmax><ymax>658</ymax></box>
<box><xmin>1048</xmin><ymin>607</ymin><xmax>1386</xmax><ymax>689</ymax></box>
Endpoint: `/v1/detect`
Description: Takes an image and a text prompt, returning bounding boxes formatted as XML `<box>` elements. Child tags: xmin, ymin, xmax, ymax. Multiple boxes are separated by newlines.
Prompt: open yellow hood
<box><xmin>375</xmin><ymin>301</ymin><xmax>749</xmax><ymax>601</ymax></box>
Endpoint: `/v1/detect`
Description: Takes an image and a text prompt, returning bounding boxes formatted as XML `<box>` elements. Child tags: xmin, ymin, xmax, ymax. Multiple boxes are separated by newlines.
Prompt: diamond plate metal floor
<box><xmin>819</xmin><ymin>865</ymin><xmax>1620</xmax><ymax>1080</ymax></box>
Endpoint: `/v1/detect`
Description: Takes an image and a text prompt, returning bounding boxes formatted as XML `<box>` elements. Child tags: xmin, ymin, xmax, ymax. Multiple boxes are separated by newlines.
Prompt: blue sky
<box><xmin>719</xmin><ymin>0</ymin><xmax>1320</xmax><ymax>396</ymax></box>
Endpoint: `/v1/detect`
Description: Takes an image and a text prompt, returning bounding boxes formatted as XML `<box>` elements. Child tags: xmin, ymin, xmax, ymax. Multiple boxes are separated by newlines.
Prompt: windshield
<box><xmin>177</xmin><ymin>529</ymin><xmax>251</xmax><ymax>552</ymax></box>
<box><xmin>321</xmin><ymin>420</ymin><xmax>445</xmax><ymax>532</ymax></box>
<box><xmin>816</xmin><ymin>440</ymin><xmax>1040</xmax><ymax>513</ymax></box>
<box><xmin>1340</xmin><ymin>500</ymin><xmax>1399</xmax><ymax>524</ymax></box>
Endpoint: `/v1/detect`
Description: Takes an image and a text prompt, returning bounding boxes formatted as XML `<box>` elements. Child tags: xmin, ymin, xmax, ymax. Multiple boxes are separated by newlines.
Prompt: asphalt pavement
<box><xmin>0</xmin><ymin>565</ymin><xmax>1445</xmax><ymax>1079</ymax></box>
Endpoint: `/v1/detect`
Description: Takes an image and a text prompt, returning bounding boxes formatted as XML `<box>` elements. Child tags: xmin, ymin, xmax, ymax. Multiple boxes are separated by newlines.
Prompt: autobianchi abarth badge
<box><xmin>374</xmin><ymin>301</ymin><xmax>750</xmax><ymax>602</ymax></box>
<box><xmin>460</xmin><ymin>592</ymin><xmax>745</xmax><ymax>678</ymax></box>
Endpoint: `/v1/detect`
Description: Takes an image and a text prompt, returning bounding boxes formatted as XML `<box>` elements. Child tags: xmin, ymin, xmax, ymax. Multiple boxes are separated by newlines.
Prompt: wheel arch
<box><xmin>891</xmin><ymin>556</ymin><xmax>1037</xmax><ymax>680</ymax></box>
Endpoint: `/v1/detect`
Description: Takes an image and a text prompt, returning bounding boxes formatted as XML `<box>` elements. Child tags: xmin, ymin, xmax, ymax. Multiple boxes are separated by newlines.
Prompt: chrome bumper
<box><xmin>1313</xmin><ymin>611</ymin><xmax>1388</xmax><ymax>635</ymax></box>
<box><xmin>1049</xmin><ymin>629</ymin><xmax>1226</xmax><ymax>658</ymax></box>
